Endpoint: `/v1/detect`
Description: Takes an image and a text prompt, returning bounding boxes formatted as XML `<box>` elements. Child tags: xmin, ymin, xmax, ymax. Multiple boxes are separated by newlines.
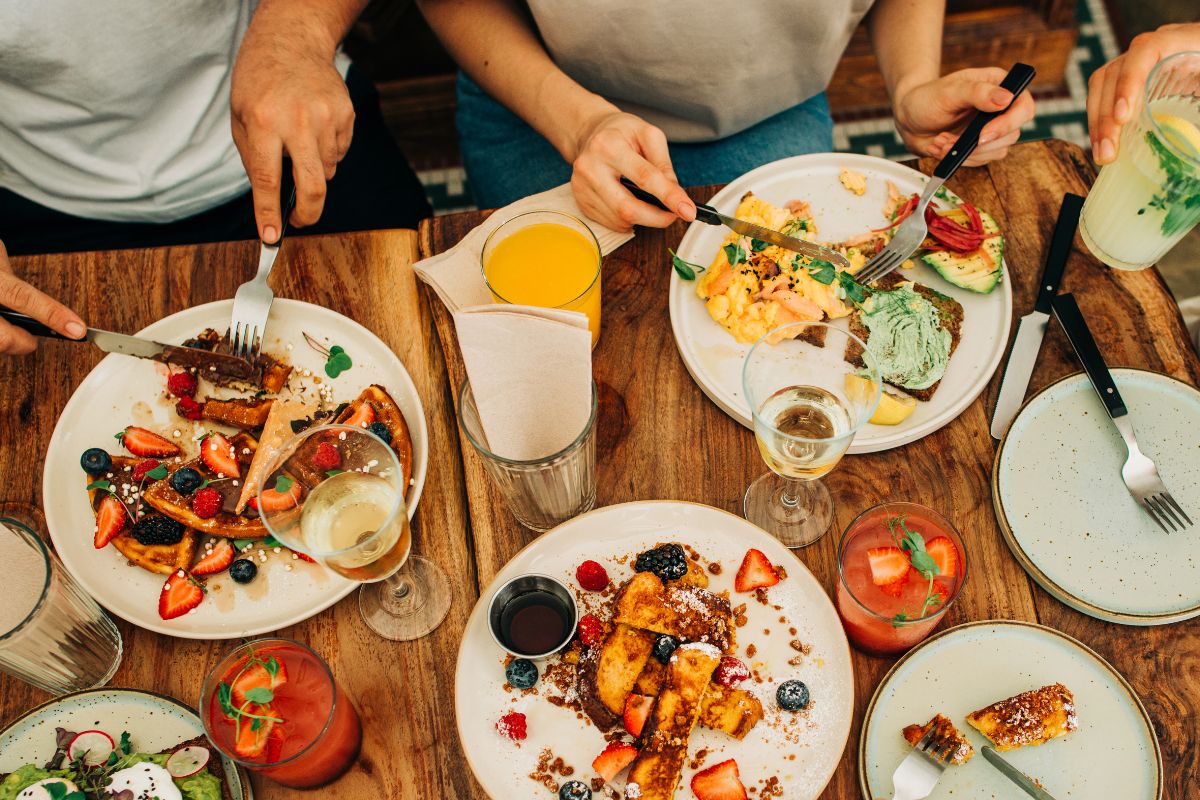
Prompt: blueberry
<box><xmin>505</xmin><ymin>658</ymin><xmax>539</xmax><ymax>690</ymax></box>
<box><xmin>776</xmin><ymin>679</ymin><xmax>810</xmax><ymax>711</ymax></box>
<box><xmin>558</xmin><ymin>780</ymin><xmax>592</xmax><ymax>800</ymax></box>
<box><xmin>229</xmin><ymin>558</ymin><xmax>257</xmax><ymax>584</ymax></box>
<box><xmin>170</xmin><ymin>467</ymin><xmax>204</xmax><ymax>495</ymax></box>
<box><xmin>367</xmin><ymin>422</ymin><xmax>392</xmax><ymax>445</ymax></box>
<box><xmin>81</xmin><ymin>448</ymin><xmax>112</xmax><ymax>475</ymax></box>
<box><xmin>651</xmin><ymin>634</ymin><xmax>680</xmax><ymax>665</ymax></box>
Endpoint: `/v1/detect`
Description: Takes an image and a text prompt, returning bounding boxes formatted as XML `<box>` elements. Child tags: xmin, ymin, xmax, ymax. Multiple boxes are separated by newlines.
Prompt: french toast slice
<box><xmin>614</xmin><ymin>572</ymin><xmax>734</xmax><ymax>652</ymax></box>
<box><xmin>579</xmin><ymin>623</ymin><xmax>657</xmax><ymax>730</ymax></box>
<box><xmin>625</xmin><ymin>643</ymin><xmax>721</xmax><ymax>800</ymax></box>
<box><xmin>201</xmin><ymin>396</ymin><xmax>274</xmax><ymax>430</ymax></box>
<box><xmin>902</xmin><ymin>713</ymin><xmax>974</xmax><ymax>764</ymax></box>
<box><xmin>633</xmin><ymin>659</ymin><xmax>763</xmax><ymax>740</ymax></box>
<box><xmin>87</xmin><ymin>457</ymin><xmax>197</xmax><ymax>575</ymax></box>
<box><xmin>178</xmin><ymin>328</ymin><xmax>292</xmax><ymax>393</ymax></box>
<box><xmin>966</xmin><ymin>683</ymin><xmax>1078</xmax><ymax>751</ymax></box>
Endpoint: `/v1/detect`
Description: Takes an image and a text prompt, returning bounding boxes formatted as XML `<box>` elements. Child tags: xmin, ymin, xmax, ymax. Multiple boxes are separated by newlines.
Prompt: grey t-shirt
<box><xmin>527</xmin><ymin>0</ymin><xmax>876</xmax><ymax>141</ymax></box>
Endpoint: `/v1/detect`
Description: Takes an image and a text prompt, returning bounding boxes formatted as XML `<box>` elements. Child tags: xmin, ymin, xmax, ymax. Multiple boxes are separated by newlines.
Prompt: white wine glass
<box><xmin>742</xmin><ymin>322</ymin><xmax>882</xmax><ymax>548</ymax></box>
<box><xmin>257</xmin><ymin>424</ymin><xmax>450</xmax><ymax>640</ymax></box>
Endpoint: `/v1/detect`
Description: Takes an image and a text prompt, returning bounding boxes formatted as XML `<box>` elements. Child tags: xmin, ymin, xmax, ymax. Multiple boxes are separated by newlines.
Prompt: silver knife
<box><xmin>620</xmin><ymin>176</ymin><xmax>852</xmax><ymax>270</ymax></box>
<box><xmin>990</xmin><ymin>193</ymin><xmax>1083</xmax><ymax>439</ymax></box>
<box><xmin>981</xmin><ymin>746</ymin><xmax>1059</xmax><ymax>800</ymax></box>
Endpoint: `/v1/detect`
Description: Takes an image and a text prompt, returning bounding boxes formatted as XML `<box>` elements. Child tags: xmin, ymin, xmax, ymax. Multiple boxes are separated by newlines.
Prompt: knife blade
<box><xmin>989</xmin><ymin>192</ymin><xmax>1084</xmax><ymax>439</ymax></box>
<box><xmin>620</xmin><ymin>177</ymin><xmax>852</xmax><ymax>270</ymax></box>
<box><xmin>981</xmin><ymin>747</ymin><xmax>1059</xmax><ymax>800</ymax></box>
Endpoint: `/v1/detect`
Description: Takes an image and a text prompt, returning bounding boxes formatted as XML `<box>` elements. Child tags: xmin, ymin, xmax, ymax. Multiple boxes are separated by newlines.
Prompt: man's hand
<box><xmin>893</xmin><ymin>67</ymin><xmax>1036</xmax><ymax>166</ymax></box>
<box><xmin>569</xmin><ymin>111</ymin><xmax>697</xmax><ymax>232</ymax></box>
<box><xmin>1087</xmin><ymin>23</ymin><xmax>1200</xmax><ymax>165</ymax></box>
<box><xmin>0</xmin><ymin>240</ymin><xmax>86</xmax><ymax>355</ymax></box>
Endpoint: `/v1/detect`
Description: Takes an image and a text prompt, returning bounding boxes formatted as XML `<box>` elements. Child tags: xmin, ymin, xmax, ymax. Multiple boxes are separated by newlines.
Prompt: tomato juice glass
<box><xmin>835</xmin><ymin>502</ymin><xmax>968</xmax><ymax>656</ymax></box>
<box><xmin>200</xmin><ymin>638</ymin><xmax>362</xmax><ymax>789</ymax></box>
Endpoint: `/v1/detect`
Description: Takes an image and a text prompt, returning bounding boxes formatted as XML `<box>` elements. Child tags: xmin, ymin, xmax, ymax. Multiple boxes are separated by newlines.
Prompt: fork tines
<box><xmin>1143</xmin><ymin>492</ymin><xmax>1193</xmax><ymax>532</ymax></box>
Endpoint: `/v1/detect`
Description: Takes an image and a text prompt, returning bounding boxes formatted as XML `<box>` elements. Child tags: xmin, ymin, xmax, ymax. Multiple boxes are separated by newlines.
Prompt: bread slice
<box><xmin>161</xmin><ymin>735</ymin><xmax>237</xmax><ymax>800</ymax></box>
<box><xmin>578</xmin><ymin>622</ymin><xmax>656</xmax><ymax>730</ymax></box>
<box><xmin>902</xmin><ymin>713</ymin><xmax>974</xmax><ymax>764</ymax></box>
<box><xmin>631</xmin><ymin>658</ymin><xmax>762</xmax><ymax>740</ymax></box>
<box><xmin>966</xmin><ymin>683</ymin><xmax>1078</xmax><ymax>751</ymax></box>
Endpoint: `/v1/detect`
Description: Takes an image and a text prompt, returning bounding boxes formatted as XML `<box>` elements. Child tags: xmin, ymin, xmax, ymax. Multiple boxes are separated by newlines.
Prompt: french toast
<box><xmin>178</xmin><ymin>329</ymin><xmax>292</xmax><ymax>393</ymax></box>
<box><xmin>625</xmin><ymin>643</ymin><xmax>721</xmax><ymax>800</ymax></box>
<box><xmin>966</xmin><ymin>683</ymin><xmax>1078</xmax><ymax>751</ymax></box>
<box><xmin>202</xmin><ymin>396</ymin><xmax>274</xmax><ymax>430</ymax></box>
<box><xmin>632</xmin><ymin>657</ymin><xmax>763</xmax><ymax>740</ymax></box>
<box><xmin>613</xmin><ymin>572</ymin><xmax>734</xmax><ymax>652</ymax></box>
<box><xmin>902</xmin><ymin>713</ymin><xmax>974</xmax><ymax>764</ymax></box>
<box><xmin>87</xmin><ymin>457</ymin><xmax>197</xmax><ymax>575</ymax></box>
<box><xmin>579</xmin><ymin>622</ymin><xmax>657</xmax><ymax>729</ymax></box>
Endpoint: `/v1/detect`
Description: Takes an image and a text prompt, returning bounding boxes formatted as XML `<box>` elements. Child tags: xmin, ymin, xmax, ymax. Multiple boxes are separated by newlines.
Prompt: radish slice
<box><xmin>67</xmin><ymin>730</ymin><xmax>115</xmax><ymax>766</ymax></box>
<box><xmin>166</xmin><ymin>745</ymin><xmax>210</xmax><ymax>778</ymax></box>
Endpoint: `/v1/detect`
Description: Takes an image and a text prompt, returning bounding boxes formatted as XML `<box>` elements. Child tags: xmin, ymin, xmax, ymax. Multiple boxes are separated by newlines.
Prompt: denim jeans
<box><xmin>456</xmin><ymin>72</ymin><xmax>834</xmax><ymax>209</ymax></box>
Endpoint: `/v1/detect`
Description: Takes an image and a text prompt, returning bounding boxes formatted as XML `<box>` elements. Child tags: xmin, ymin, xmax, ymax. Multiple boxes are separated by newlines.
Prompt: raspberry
<box><xmin>713</xmin><ymin>656</ymin><xmax>750</xmax><ymax>687</ymax></box>
<box><xmin>575</xmin><ymin>560</ymin><xmax>609</xmax><ymax>592</ymax></box>
<box><xmin>312</xmin><ymin>441</ymin><xmax>341</xmax><ymax>470</ymax></box>
<box><xmin>495</xmin><ymin>711</ymin><xmax>527</xmax><ymax>741</ymax></box>
<box><xmin>175</xmin><ymin>396</ymin><xmax>204</xmax><ymax>421</ymax></box>
<box><xmin>131</xmin><ymin>459</ymin><xmax>161</xmax><ymax>482</ymax></box>
<box><xmin>167</xmin><ymin>371</ymin><xmax>198</xmax><ymax>398</ymax></box>
<box><xmin>191</xmin><ymin>487</ymin><xmax>222</xmax><ymax>519</ymax></box>
<box><xmin>577</xmin><ymin>614</ymin><xmax>604</xmax><ymax>647</ymax></box>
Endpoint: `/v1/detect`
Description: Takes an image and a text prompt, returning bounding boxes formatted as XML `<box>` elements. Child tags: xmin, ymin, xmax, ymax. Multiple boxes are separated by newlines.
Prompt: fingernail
<box><xmin>677</xmin><ymin>202</ymin><xmax>696</xmax><ymax>222</ymax></box>
<box><xmin>1098</xmin><ymin>139</ymin><xmax>1115</xmax><ymax>163</ymax></box>
<box><xmin>979</xmin><ymin>131</ymin><xmax>994</xmax><ymax>145</ymax></box>
<box><xmin>65</xmin><ymin>321</ymin><xmax>86</xmax><ymax>338</ymax></box>
<box><xmin>264</xmin><ymin>226</ymin><xmax>278</xmax><ymax>243</ymax></box>
<box><xmin>1115</xmin><ymin>97</ymin><xmax>1129</xmax><ymax>122</ymax></box>
<box><xmin>991</xmin><ymin>89</ymin><xmax>1011</xmax><ymax>106</ymax></box>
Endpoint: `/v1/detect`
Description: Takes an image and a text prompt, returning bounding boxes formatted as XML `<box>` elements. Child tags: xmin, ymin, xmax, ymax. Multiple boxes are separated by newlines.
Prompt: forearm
<box><xmin>866</xmin><ymin>0</ymin><xmax>945</xmax><ymax>104</ymax></box>
<box><xmin>243</xmin><ymin>0</ymin><xmax>370</xmax><ymax>59</ymax></box>
<box><xmin>417</xmin><ymin>0</ymin><xmax>616</xmax><ymax>161</ymax></box>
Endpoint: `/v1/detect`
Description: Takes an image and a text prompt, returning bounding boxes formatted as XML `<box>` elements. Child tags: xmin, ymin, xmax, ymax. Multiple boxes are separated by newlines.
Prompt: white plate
<box><xmin>860</xmin><ymin>621</ymin><xmax>1161</xmax><ymax>800</ymax></box>
<box><xmin>994</xmin><ymin>369</ymin><xmax>1200</xmax><ymax>625</ymax></box>
<box><xmin>668</xmin><ymin>152</ymin><xmax>1013</xmax><ymax>453</ymax></box>
<box><xmin>42</xmin><ymin>299</ymin><xmax>429</xmax><ymax>639</ymax></box>
<box><xmin>455</xmin><ymin>501</ymin><xmax>854</xmax><ymax>799</ymax></box>
<box><xmin>0</xmin><ymin>687</ymin><xmax>251</xmax><ymax>799</ymax></box>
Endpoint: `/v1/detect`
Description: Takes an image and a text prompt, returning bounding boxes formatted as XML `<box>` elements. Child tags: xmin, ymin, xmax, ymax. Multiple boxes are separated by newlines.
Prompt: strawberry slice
<box><xmin>925</xmin><ymin>537</ymin><xmax>958</xmax><ymax>578</ymax></box>
<box><xmin>690</xmin><ymin>759</ymin><xmax>748</xmax><ymax>800</ymax></box>
<box><xmin>342</xmin><ymin>401</ymin><xmax>376</xmax><ymax>429</ymax></box>
<box><xmin>192</xmin><ymin>540</ymin><xmax>234</xmax><ymax>575</ymax></box>
<box><xmin>867</xmin><ymin>547</ymin><xmax>911</xmax><ymax>590</ymax></box>
<box><xmin>201</xmin><ymin>433</ymin><xmax>241</xmax><ymax>479</ymax></box>
<box><xmin>878</xmin><ymin>576</ymin><xmax>909</xmax><ymax>597</ymax></box>
<box><xmin>734</xmin><ymin>548</ymin><xmax>781</xmax><ymax>593</ymax></box>
<box><xmin>233</xmin><ymin>704</ymin><xmax>276</xmax><ymax>759</ymax></box>
<box><xmin>93</xmin><ymin>495</ymin><xmax>127</xmax><ymax>548</ymax></box>
<box><xmin>119</xmin><ymin>426</ymin><xmax>180</xmax><ymax>458</ymax></box>
<box><xmin>591</xmin><ymin>741</ymin><xmax>638</xmax><ymax>782</ymax></box>
<box><xmin>230</xmin><ymin>658</ymin><xmax>289</xmax><ymax>706</ymax></box>
<box><xmin>623</xmin><ymin>694</ymin><xmax>653</xmax><ymax>738</ymax></box>
<box><xmin>158</xmin><ymin>570</ymin><xmax>205</xmax><ymax>620</ymax></box>
<box><xmin>257</xmin><ymin>482</ymin><xmax>303</xmax><ymax>512</ymax></box>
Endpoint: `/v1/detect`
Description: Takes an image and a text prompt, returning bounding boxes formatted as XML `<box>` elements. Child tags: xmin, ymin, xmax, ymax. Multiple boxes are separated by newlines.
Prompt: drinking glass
<box><xmin>835</xmin><ymin>502</ymin><xmax>968</xmax><ymax>656</ymax></box>
<box><xmin>257</xmin><ymin>424</ymin><xmax>451</xmax><ymax>641</ymax></box>
<box><xmin>742</xmin><ymin>322</ymin><xmax>881</xmax><ymax>547</ymax></box>
<box><xmin>200</xmin><ymin>638</ymin><xmax>362</xmax><ymax>789</ymax></box>
<box><xmin>0</xmin><ymin>518</ymin><xmax>122</xmax><ymax>695</ymax></box>
<box><xmin>481</xmin><ymin>210</ymin><xmax>603</xmax><ymax>348</ymax></box>
<box><xmin>1080</xmin><ymin>51</ymin><xmax>1200</xmax><ymax>270</ymax></box>
<box><xmin>459</xmin><ymin>379</ymin><xmax>598</xmax><ymax>532</ymax></box>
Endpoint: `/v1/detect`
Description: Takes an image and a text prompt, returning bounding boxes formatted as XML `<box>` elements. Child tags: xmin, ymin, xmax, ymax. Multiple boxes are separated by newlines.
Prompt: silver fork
<box><xmin>229</xmin><ymin>186</ymin><xmax>296</xmax><ymax>360</ymax></box>
<box><xmin>1053</xmin><ymin>293</ymin><xmax>1192</xmax><ymax>532</ymax></box>
<box><xmin>856</xmin><ymin>63</ymin><xmax>1035</xmax><ymax>286</ymax></box>
<box><xmin>891</xmin><ymin>728</ymin><xmax>955</xmax><ymax>800</ymax></box>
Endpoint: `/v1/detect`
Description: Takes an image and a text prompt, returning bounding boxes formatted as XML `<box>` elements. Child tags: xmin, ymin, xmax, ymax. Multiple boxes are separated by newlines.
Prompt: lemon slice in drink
<box><xmin>1152</xmin><ymin>113</ymin><xmax>1200</xmax><ymax>160</ymax></box>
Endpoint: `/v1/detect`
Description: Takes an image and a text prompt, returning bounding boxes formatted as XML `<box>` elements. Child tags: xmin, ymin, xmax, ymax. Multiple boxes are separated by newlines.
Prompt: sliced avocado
<box><xmin>922</xmin><ymin>211</ymin><xmax>1004</xmax><ymax>293</ymax></box>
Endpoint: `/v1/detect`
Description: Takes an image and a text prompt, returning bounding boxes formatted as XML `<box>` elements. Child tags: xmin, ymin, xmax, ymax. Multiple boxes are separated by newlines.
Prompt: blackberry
<box><xmin>634</xmin><ymin>543</ymin><xmax>688</xmax><ymax>581</ymax></box>
<box><xmin>367</xmin><ymin>422</ymin><xmax>392</xmax><ymax>445</ymax></box>
<box><xmin>229</xmin><ymin>559</ymin><xmax>258</xmax><ymax>584</ymax></box>
<box><xmin>651</xmin><ymin>634</ymin><xmax>680</xmax><ymax>664</ymax></box>
<box><xmin>776</xmin><ymin>680</ymin><xmax>810</xmax><ymax>712</ymax></box>
<box><xmin>131</xmin><ymin>516</ymin><xmax>184</xmax><ymax>546</ymax></box>
<box><xmin>80</xmin><ymin>448</ymin><xmax>112</xmax><ymax>475</ymax></box>
<box><xmin>505</xmin><ymin>658</ymin><xmax>539</xmax><ymax>689</ymax></box>
<box><xmin>558</xmin><ymin>781</ymin><xmax>592</xmax><ymax>800</ymax></box>
<box><xmin>170</xmin><ymin>467</ymin><xmax>204</xmax><ymax>495</ymax></box>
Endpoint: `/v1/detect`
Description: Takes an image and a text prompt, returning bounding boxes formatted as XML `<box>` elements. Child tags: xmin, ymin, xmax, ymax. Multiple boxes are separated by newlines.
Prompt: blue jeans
<box><xmin>456</xmin><ymin>72</ymin><xmax>834</xmax><ymax>209</ymax></box>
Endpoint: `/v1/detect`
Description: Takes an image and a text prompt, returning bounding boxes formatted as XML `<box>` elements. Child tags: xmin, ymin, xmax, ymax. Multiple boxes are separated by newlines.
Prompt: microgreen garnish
<box><xmin>722</xmin><ymin>243</ymin><xmax>747</xmax><ymax>268</ymax></box>
<box><xmin>837</xmin><ymin>271</ymin><xmax>869</xmax><ymax>305</ymax></box>
<box><xmin>887</xmin><ymin>515</ymin><xmax>945</xmax><ymax>626</ymax></box>
<box><xmin>303</xmin><ymin>332</ymin><xmax>353</xmax><ymax>378</ymax></box>
<box><xmin>86</xmin><ymin>480</ymin><xmax>112</xmax><ymax>492</ymax></box>
<box><xmin>750</xmin><ymin>238</ymin><xmax>770</xmax><ymax>252</ymax></box>
<box><xmin>218</xmin><ymin>650</ymin><xmax>285</xmax><ymax>728</ymax></box>
<box><xmin>806</xmin><ymin>258</ymin><xmax>836</xmax><ymax>285</ymax></box>
<box><xmin>45</xmin><ymin>781</ymin><xmax>85</xmax><ymax>800</ymax></box>
<box><xmin>273</xmin><ymin>475</ymin><xmax>294</xmax><ymax>493</ymax></box>
<box><xmin>782</xmin><ymin>218</ymin><xmax>809</xmax><ymax>235</ymax></box>
<box><xmin>112</xmin><ymin>431</ymin><xmax>125</xmax><ymax>444</ymax></box>
<box><xmin>145</xmin><ymin>464</ymin><xmax>168</xmax><ymax>481</ymax></box>
<box><xmin>118</xmin><ymin>731</ymin><xmax>131</xmax><ymax>755</ymax></box>
<box><xmin>1145</xmin><ymin>129</ymin><xmax>1200</xmax><ymax>237</ymax></box>
<box><xmin>669</xmin><ymin>249</ymin><xmax>706</xmax><ymax>281</ymax></box>
<box><xmin>325</xmin><ymin>469</ymin><xmax>344</xmax><ymax>477</ymax></box>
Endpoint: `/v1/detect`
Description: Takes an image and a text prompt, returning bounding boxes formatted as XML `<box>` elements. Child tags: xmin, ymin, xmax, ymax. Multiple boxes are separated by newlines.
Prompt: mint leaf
<box><xmin>86</xmin><ymin>480</ymin><xmax>112</xmax><ymax>492</ymax></box>
<box><xmin>910</xmin><ymin>549</ymin><xmax>939</xmax><ymax>578</ymax></box>
<box><xmin>273</xmin><ymin>474</ymin><xmax>294</xmax><ymax>493</ymax></box>
<box><xmin>669</xmin><ymin>249</ymin><xmax>705</xmax><ymax>281</ymax></box>
<box><xmin>807</xmin><ymin>259</ymin><xmax>836</xmax><ymax>285</ymax></box>
<box><xmin>146</xmin><ymin>464</ymin><xmax>168</xmax><ymax>481</ymax></box>
<box><xmin>233</xmin><ymin>538</ymin><xmax>255</xmax><ymax>551</ymax></box>
<box><xmin>244</xmin><ymin>686</ymin><xmax>275</xmax><ymax>704</ymax></box>
<box><xmin>722</xmin><ymin>243</ymin><xmax>746</xmax><ymax>268</ymax></box>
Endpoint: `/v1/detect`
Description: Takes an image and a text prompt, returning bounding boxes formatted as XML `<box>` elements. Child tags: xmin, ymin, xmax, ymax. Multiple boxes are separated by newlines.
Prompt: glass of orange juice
<box><xmin>481</xmin><ymin>211</ymin><xmax>602</xmax><ymax>348</ymax></box>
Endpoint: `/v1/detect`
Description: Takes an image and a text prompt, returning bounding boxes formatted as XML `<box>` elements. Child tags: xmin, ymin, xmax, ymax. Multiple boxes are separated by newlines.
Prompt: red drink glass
<box><xmin>835</xmin><ymin>502</ymin><xmax>968</xmax><ymax>656</ymax></box>
<box><xmin>200</xmin><ymin>638</ymin><xmax>362</xmax><ymax>789</ymax></box>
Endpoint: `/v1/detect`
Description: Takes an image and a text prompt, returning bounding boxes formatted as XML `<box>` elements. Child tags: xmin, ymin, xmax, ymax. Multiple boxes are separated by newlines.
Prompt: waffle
<box><xmin>87</xmin><ymin>457</ymin><xmax>197</xmax><ymax>575</ymax></box>
<box><xmin>613</xmin><ymin>572</ymin><xmax>734</xmax><ymax>652</ymax></box>
<box><xmin>966</xmin><ymin>683</ymin><xmax>1078</xmax><ymax>751</ymax></box>
<box><xmin>902</xmin><ymin>713</ymin><xmax>974</xmax><ymax>764</ymax></box>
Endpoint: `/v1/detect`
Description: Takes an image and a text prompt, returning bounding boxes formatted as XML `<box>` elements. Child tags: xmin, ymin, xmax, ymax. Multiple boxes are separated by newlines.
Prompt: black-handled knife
<box><xmin>1052</xmin><ymin>293</ymin><xmax>1128</xmax><ymax>418</ymax></box>
<box><xmin>934</xmin><ymin>63</ymin><xmax>1036</xmax><ymax>179</ymax></box>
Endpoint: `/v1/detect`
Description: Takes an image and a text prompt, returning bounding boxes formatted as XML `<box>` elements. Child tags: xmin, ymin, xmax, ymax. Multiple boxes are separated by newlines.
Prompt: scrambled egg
<box><xmin>839</xmin><ymin>168</ymin><xmax>867</xmax><ymax>196</ymax></box>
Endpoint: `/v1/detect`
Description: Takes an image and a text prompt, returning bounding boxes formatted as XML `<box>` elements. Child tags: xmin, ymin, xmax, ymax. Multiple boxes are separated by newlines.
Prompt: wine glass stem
<box><xmin>379</xmin><ymin>565</ymin><xmax>427</xmax><ymax>618</ymax></box>
<box><xmin>780</xmin><ymin>479</ymin><xmax>802</xmax><ymax>508</ymax></box>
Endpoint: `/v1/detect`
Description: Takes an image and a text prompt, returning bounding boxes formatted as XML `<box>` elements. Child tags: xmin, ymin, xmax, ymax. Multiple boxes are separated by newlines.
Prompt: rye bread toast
<box><xmin>87</xmin><ymin>456</ymin><xmax>198</xmax><ymax>575</ymax></box>
<box><xmin>613</xmin><ymin>573</ymin><xmax>734</xmax><ymax>652</ymax></box>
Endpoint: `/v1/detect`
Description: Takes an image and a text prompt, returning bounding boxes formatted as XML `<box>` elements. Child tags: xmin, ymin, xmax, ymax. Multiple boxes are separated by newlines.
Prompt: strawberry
<box><xmin>234</xmin><ymin>704</ymin><xmax>275</xmax><ymax>759</ymax></box>
<box><xmin>311</xmin><ymin>441</ymin><xmax>341</xmax><ymax>470</ymax></box>
<box><xmin>713</xmin><ymin>656</ymin><xmax>750</xmax><ymax>687</ymax></box>
<box><xmin>734</xmin><ymin>548</ymin><xmax>781</xmax><ymax>593</ymax></box>
<box><xmin>191</xmin><ymin>487</ymin><xmax>223</xmax><ymax>519</ymax></box>
<box><xmin>577</xmin><ymin>614</ymin><xmax>604</xmax><ymax>647</ymax></box>
<box><xmin>192</xmin><ymin>539</ymin><xmax>234</xmax><ymax>575</ymax></box>
<box><xmin>230</xmin><ymin>655</ymin><xmax>289</xmax><ymax>705</ymax></box>
<box><xmin>175</xmin><ymin>396</ymin><xmax>204</xmax><ymax>421</ymax></box>
<box><xmin>257</xmin><ymin>481</ymin><xmax>303</xmax><ymax>513</ymax></box>
<box><xmin>158</xmin><ymin>570</ymin><xmax>204</xmax><ymax>620</ymax></box>
<box><xmin>94</xmin><ymin>495</ymin><xmax>127</xmax><ymax>548</ymax></box>
<box><xmin>690</xmin><ymin>759</ymin><xmax>748</xmax><ymax>800</ymax></box>
<box><xmin>592</xmin><ymin>741</ymin><xmax>638</xmax><ymax>782</ymax></box>
<box><xmin>622</xmin><ymin>694</ymin><xmax>653</xmax><ymax>738</ymax></box>
<box><xmin>878</xmin><ymin>576</ymin><xmax>908</xmax><ymax>597</ymax></box>
<box><xmin>343</xmin><ymin>401</ymin><xmax>376</xmax><ymax>429</ymax></box>
<box><xmin>119</xmin><ymin>426</ymin><xmax>180</xmax><ymax>458</ymax></box>
<box><xmin>495</xmin><ymin>711</ymin><xmax>527</xmax><ymax>741</ymax></box>
<box><xmin>131</xmin><ymin>459</ymin><xmax>161</xmax><ymax>483</ymax></box>
<box><xmin>867</xmin><ymin>547</ymin><xmax>911</xmax><ymax>590</ymax></box>
<box><xmin>291</xmin><ymin>550</ymin><xmax>316</xmax><ymax>564</ymax></box>
<box><xmin>926</xmin><ymin>537</ymin><xmax>958</xmax><ymax>578</ymax></box>
<box><xmin>575</xmin><ymin>560</ymin><xmax>609</xmax><ymax>591</ymax></box>
<box><xmin>201</xmin><ymin>432</ymin><xmax>240</xmax><ymax>478</ymax></box>
<box><xmin>167</xmin><ymin>371</ymin><xmax>198</xmax><ymax>398</ymax></box>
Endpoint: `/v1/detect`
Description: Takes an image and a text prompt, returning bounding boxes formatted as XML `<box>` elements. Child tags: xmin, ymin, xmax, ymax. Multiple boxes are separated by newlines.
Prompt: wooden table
<box><xmin>420</xmin><ymin>139</ymin><xmax>1199</xmax><ymax>799</ymax></box>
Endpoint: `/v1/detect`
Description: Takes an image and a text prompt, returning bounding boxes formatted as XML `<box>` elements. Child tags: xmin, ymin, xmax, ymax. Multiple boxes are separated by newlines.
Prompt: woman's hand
<box><xmin>893</xmin><ymin>67</ymin><xmax>1036</xmax><ymax>165</ymax></box>
<box><xmin>0</xmin><ymin>240</ymin><xmax>86</xmax><ymax>355</ymax></box>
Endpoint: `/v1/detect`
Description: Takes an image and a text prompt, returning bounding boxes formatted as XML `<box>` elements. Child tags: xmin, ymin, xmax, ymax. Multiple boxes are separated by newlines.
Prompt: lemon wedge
<box><xmin>846</xmin><ymin>373</ymin><xmax>918</xmax><ymax>426</ymax></box>
<box><xmin>1152</xmin><ymin>113</ymin><xmax>1200</xmax><ymax>159</ymax></box>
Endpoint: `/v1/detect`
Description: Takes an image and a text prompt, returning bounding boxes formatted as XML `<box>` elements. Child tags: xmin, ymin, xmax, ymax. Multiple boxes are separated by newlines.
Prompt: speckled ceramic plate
<box><xmin>860</xmin><ymin>621</ymin><xmax>1161</xmax><ymax>800</ymax></box>
<box><xmin>0</xmin><ymin>687</ymin><xmax>250</xmax><ymax>799</ymax></box>
<box><xmin>994</xmin><ymin>369</ymin><xmax>1200</xmax><ymax>625</ymax></box>
<box><xmin>455</xmin><ymin>501</ymin><xmax>853</xmax><ymax>799</ymax></box>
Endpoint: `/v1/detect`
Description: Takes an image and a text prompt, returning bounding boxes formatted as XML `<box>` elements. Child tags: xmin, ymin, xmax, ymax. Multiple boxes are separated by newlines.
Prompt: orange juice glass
<box><xmin>481</xmin><ymin>211</ymin><xmax>602</xmax><ymax>348</ymax></box>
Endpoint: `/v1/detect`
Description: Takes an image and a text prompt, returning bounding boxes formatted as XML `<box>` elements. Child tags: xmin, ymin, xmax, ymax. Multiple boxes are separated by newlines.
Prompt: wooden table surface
<box><xmin>420</xmin><ymin>139</ymin><xmax>1200</xmax><ymax>800</ymax></box>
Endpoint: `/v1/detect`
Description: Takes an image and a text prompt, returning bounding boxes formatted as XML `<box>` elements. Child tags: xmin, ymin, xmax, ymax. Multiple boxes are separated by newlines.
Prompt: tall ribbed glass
<box><xmin>0</xmin><ymin>518</ymin><xmax>122</xmax><ymax>695</ymax></box>
<box><xmin>459</xmin><ymin>380</ymin><xmax>597</xmax><ymax>532</ymax></box>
